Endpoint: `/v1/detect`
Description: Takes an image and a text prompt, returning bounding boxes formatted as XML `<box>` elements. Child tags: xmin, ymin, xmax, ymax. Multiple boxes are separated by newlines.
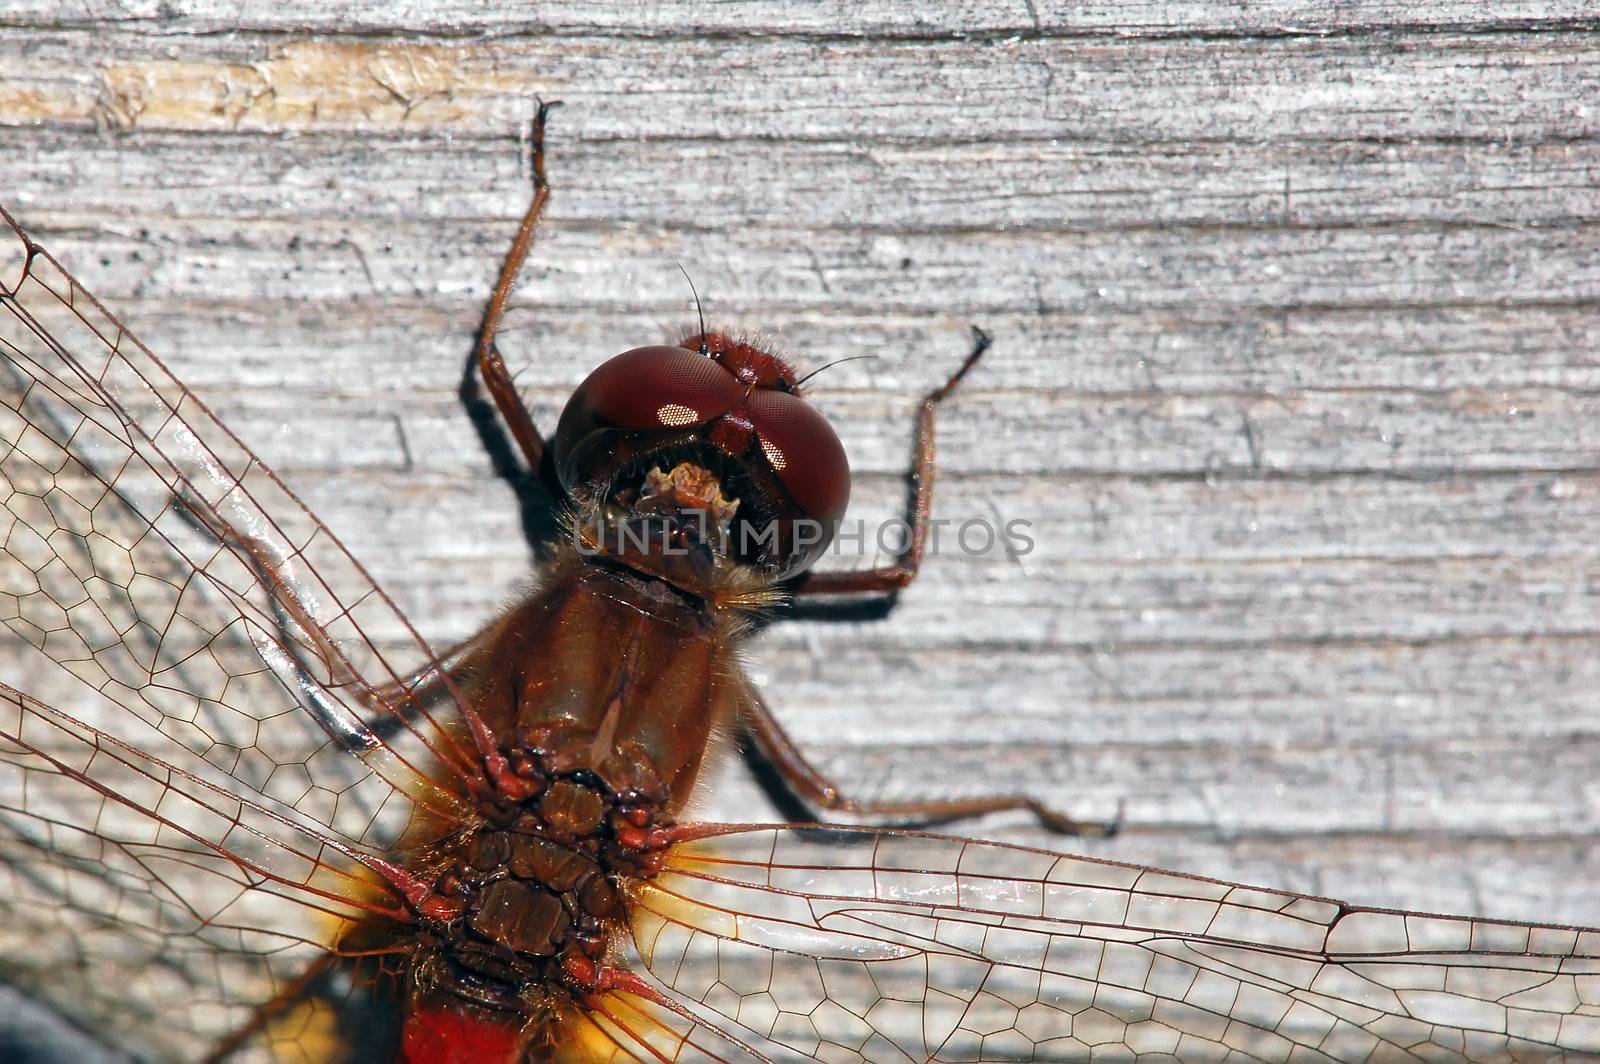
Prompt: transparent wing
<box><xmin>0</xmin><ymin>679</ymin><xmax>397</xmax><ymax>1063</ymax></box>
<box><xmin>629</xmin><ymin>826</ymin><xmax>1600</xmax><ymax>1064</ymax></box>
<box><xmin>0</xmin><ymin>205</ymin><xmax>472</xmax><ymax>850</ymax></box>
<box><xmin>0</xmin><ymin>207</ymin><xmax>473</xmax><ymax>1057</ymax></box>
<box><xmin>556</xmin><ymin>987</ymin><xmax>775</xmax><ymax>1064</ymax></box>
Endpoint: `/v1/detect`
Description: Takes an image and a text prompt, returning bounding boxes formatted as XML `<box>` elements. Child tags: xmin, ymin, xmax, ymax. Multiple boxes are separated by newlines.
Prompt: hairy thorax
<box><xmin>368</xmin><ymin>553</ymin><xmax>758</xmax><ymax>1057</ymax></box>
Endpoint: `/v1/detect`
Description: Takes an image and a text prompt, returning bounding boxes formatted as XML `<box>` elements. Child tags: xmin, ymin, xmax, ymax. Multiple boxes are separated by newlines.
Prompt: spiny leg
<box><xmin>171</xmin><ymin>493</ymin><xmax>465</xmax><ymax>751</ymax></box>
<box><xmin>473</xmin><ymin>99</ymin><xmax>562</xmax><ymax>476</ymax></box>
<box><xmin>743</xmin><ymin>689</ymin><xmax>1119</xmax><ymax>836</ymax></box>
<box><xmin>182</xmin><ymin>105</ymin><xmax>563</xmax><ymax>752</ymax></box>
<box><xmin>794</xmin><ymin>325</ymin><xmax>991</xmax><ymax>597</ymax></box>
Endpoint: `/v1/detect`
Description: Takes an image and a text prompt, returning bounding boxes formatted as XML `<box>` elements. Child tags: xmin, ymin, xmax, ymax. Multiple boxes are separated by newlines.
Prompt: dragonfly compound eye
<box><xmin>565</xmin><ymin>344</ymin><xmax>746</xmax><ymax>434</ymax></box>
<box><xmin>552</xmin><ymin>343</ymin><xmax>851</xmax><ymax>579</ymax></box>
<box><xmin>743</xmin><ymin>387</ymin><xmax>850</xmax><ymax>546</ymax></box>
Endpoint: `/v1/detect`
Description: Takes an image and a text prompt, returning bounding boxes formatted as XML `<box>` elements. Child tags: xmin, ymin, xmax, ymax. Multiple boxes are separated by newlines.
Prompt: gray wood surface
<box><xmin>2</xmin><ymin>3</ymin><xmax>1598</xmax><ymax>941</ymax></box>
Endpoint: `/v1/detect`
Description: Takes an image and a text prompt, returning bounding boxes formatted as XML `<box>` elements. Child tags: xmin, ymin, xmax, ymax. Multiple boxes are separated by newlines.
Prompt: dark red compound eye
<box><xmin>746</xmin><ymin>389</ymin><xmax>851</xmax><ymax>528</ymax></box>
<box><xmin>552</xmin><ymin>343</ymin><xmax>852</xmax><ymax>577</ymax></box>
<box><xmin>580</xmin><ymin>345</ymin><xmax>745</xmax><ymax>430</ymax></box>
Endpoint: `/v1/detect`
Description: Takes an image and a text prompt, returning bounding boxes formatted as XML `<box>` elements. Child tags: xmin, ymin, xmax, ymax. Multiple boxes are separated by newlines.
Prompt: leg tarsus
<box><xmin>794</xmin><ymin>325</ymin><xmax>992</xmax><ymax>599</ymax></box>
<box><xmin>743</xmin><ymin>689</ymin><xmax>1116</xmax><ymax>837</ymax></box>
<box><xmin>474</xmin><ymin>99</ymin><xmax>562</xmax><ymax>476</ymax></box>
<box><xmin>200</xmin><ymin>952</ymin><xmax>340</xmax><ymax>1064</ymax></box>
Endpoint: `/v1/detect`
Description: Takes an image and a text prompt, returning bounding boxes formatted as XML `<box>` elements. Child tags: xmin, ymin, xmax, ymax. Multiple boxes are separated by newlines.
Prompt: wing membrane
<box><xmin>0</xmin><ymin>208</ymin><xmax>468</xmax><ymax>1057</ymax></box>
<box><xmin>631</xmin><ymin>826</ymin><xmax>1600</xmax><ymax>1063</ymax></box>
<box><xmin>0</xmin><ymin>206</ymin><xmax>469</xmax><ymax>849</ymax></box>
<box><xmin>0</xmin><ymin>679</ymin><xmax>396</xmax><ymax>1062</ymax></box>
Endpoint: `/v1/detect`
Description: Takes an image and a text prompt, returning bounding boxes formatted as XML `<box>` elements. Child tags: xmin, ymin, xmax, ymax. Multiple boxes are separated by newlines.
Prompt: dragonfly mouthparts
<box><xmin>563</xmin><ymin>457</ymin><xmax>757</xmax><ymax>602</ymax></box>
<box><xmin>639</xmin><ymin>460</ymin><xmax>741</xmax><ymax>528</ymax></box>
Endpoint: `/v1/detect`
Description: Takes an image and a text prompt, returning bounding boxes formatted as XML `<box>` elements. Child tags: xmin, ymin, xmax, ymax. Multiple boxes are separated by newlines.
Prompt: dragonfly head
<box><xmin>552</xmin><ymin>332</ymin><xmax>850</xmax><ymax>586</ymax></box>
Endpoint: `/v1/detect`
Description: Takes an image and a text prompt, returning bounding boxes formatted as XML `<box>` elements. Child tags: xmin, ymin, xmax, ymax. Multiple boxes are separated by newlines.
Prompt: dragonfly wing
<box><xmin>0</xmin><ymin>206</ymin><xmax>472</xmax><ymax>849</ymax></box>
<box><xmin>0</xmin><ymin>680</ymin><xmax>399</xmax><ymax>1062</ymax></box>
<box><xmin>629</xmin><ymin>825</ymin><xmax>1600</xmax><ymax>1064</ymax></box>
<box><xmin>0</xmin><ymin>210</ymin><xmax>482</xmax><ymax>1057</ymax></box>
<box><xmin>559</xmin><ymin>986</ymin><xmax>780</xmax><ymax>1064</ymax></box>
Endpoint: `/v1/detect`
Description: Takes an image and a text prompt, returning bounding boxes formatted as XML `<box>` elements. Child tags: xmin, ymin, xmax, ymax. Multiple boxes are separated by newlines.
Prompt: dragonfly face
<box><xmin>551</xmin><ymin>335</ymin><xmax>850</xmax><ymax>585</ymax></box>
<box><xmin>1</xmin><ymin>115</ymin><xmax>1599</xmax><ymax>1064</ymax></box>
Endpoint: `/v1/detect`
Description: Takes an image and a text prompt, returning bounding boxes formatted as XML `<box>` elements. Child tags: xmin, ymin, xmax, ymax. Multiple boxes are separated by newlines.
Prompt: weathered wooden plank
<box><xmin>3</xmin><ymin>3</ymin><xmax>1594</xmax><ymax>39</ymax></box>
<box><xmin>275</xmin><ymin>469</ymin><xmax>1600</xmax><ymax>567</ymax></box>
<box><xmin>199</xmin><ymin>386</ymin><xmax>1600</xmax><ymax>477</ymax></box>
<box><xmin>12</xmin><ymin>131</ymin><xmax>1600</xmax><ymax>230</ymax></box>
<box><xmin>345</xmin><ymin>545</ymin><xmax>1600</xmax><ymax>649</ymax></box>
<box><xmin>841</xmin><ymin>474</ymin><xmax>1600</xmax><ymax>564</ymax></box>
<box><xmin>1029</xmin><ymin>4</ymin><xmax>1599</xmax><ymax>36</ymax></box>
<box><xmin>3</xmin><ymin>607</ymin><xmax>1590</xmax><ymax>935</ymax></box>
<box><xmin>1063</xmin><ymin>832</ymin><xmax>1600</xmax><ymax>928</ymax></box>
<box><xmin>4</xmin><ymin>31</ymin><xmax>1599</xmax><ymax>143</ymax></box>
<box><xmin>301</xmin><ymin>446</ymin><xmax>1600</xmax><ymax>648</ymax></box>
<box><xmin>80</xmin><ymin>301</ymin><xmax>1600</xmax><ymax>395</ymax></box>
<box><xmin>243</xmin><ymin>461</ymin><xmax>1600</xmax><ymax>801</ymax></box>
<box><xmin>754</xmin><ymin>636</ymin><xmax>1600</xmax><ymax>746</ymax></box>
<box><xmin>16</xmin><ymin>215</ymin><xmax>1598</xmax><ymax>317</ymax></box>
<box><xmin>380</xmin><ymin>552</ymin><xmax>1600</xmax><ymax>648</ymax></box>
<box><xmin>3</xmin><ymin>2</ymin><xmax>1596</xmax><ymax>979</ymax></box>
<box><xmin>768</xmin><ymin>734</ymin><xmax>1600</xmax><ymax>837</ymax></box>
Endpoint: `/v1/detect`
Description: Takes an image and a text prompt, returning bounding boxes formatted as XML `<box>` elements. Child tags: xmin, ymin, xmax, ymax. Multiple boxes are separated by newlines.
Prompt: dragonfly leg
<box><xmin>349</xmin><ymin>634</ymin><xmax>486</xmax><ymax>743</ymax></box>
<box><xmin>743</xmin><ymin>690</ymin><xmax>1118</xmax><ymax>836</ymax></box>
<box><xmin>792</xmin><ymin>325</ymin><xmax>991</xmax><ymax>598</ymax></box>
<box><xmin>359</xmin><ymin>635</ymin><xmax>473</xmax><ymax>706</ymax></box>
<box><xmin>171</xmin><ymin>493</ymin><xmax>457</xmax><ymax>749</ymax></box>
<box><xmin>473</xmin><ymin>99</ymin><xmax>562</xmax><ymax>475</ymax></box>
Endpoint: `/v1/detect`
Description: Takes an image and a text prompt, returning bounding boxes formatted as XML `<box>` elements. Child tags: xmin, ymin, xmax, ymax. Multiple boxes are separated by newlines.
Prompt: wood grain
<box><xmin>3</xmin><ymin>3</ymin><xmax>1595</xmax><ymax>35</ymax></box>
<box><xmin>2</xmin><ymin>3</ymin><xmax>1597</xmax><ymax>954</ymax></box>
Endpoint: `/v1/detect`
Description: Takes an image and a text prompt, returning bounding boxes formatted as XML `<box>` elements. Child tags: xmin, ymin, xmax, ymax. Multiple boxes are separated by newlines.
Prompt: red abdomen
<box><xmin>401</xmin><ymin>1003</ymin><xmax>525</xmax><ymax>1064</ymax></box>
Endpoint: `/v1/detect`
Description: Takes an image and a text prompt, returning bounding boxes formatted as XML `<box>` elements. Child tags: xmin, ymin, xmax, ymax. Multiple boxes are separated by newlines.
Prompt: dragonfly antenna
<box><xmin>795</xmin><ymin>354</ymin><xmax>881</xmax><ymax>389</ymax></box>
<box><xmin>676</xmin><ymin>262</ymin><xmax>710</xmax><ymax>356</ymax></box>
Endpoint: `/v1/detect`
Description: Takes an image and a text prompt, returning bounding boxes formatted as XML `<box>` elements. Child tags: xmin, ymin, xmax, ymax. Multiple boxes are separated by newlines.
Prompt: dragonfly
<box><xmin>1</xmin><ymin>108</ymin><xmax>1598</xmax><ymax>1064</ymax></box>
